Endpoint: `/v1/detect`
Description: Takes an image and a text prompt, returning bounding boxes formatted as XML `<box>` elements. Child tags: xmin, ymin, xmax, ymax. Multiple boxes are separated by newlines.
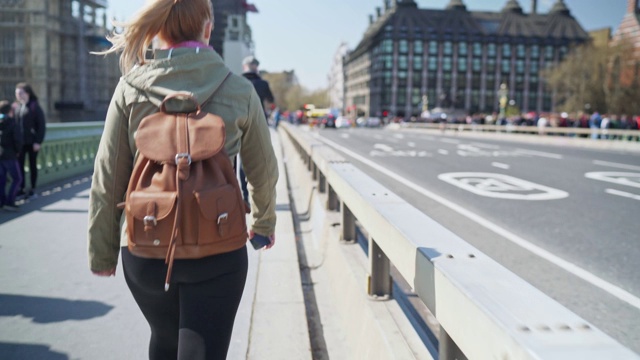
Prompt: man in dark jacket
<box><xmin>241</xmin><ymin>56</ymin><xmax>274</xmax><ymax>115</ymax></box>
<box><xmin>0</xmin><ymin>100</ymin><xmax>23</xmax><ymax>210</ymax></box>
<box><xmin>239</xmin><ymin>56</ymin><xmax>275</xmax><ymax>204</ymax></box>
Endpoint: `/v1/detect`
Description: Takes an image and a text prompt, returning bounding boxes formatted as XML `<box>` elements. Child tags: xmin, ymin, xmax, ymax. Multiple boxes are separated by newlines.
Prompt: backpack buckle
<box><xmin>217</xmin><ymin>213</ymin><xmax>228</xmax><ymax>225</ymax></box>
<box><xmin>217</xmin><ymin>213</ymin><xmax>229</xmax><ymax>237</ymax></box>
<box><xmin>143</xmin><ymin>215</ymin><xmax>158</xmax><ymax>226</ymax></box>
<box><xmin>175</xmin><ymin>153</ymin><xmax>192</xmax><ymax>165</ymax></box>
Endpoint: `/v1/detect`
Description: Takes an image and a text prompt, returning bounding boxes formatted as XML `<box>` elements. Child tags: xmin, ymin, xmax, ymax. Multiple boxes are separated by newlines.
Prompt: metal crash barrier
<box><xmin>280</xmin><ymin>122</ymin><xmax>638</xmax><ymax>360</ymax></box>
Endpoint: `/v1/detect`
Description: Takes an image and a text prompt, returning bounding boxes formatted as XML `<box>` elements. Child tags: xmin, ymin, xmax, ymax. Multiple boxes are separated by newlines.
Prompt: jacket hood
<box><xmin>123</xmin><ymin>47</ymin><xmax>231</xmax><ymax>112</ymax></box>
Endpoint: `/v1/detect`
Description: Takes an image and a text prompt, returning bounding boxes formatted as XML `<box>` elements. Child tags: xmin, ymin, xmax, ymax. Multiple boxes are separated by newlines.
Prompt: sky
<box><xmin>108</xmin><ymin>0</ymin><xmax>629</xmax><ymax>90</ymax></box>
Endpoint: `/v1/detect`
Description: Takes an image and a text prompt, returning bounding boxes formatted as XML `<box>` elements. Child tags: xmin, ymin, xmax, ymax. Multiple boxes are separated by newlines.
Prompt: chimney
<box><xmin>369</xmin><ymin>14</ymin><xmax>374</xmax><ymax>24</ymax></box>
<box><xmin>531</xmin><ymin>0</ymin><xmax>537</xmax><ymax>14</ymax></box>
<box><xmin>376</xmin><ymin>7</ymin><xmax>382</xmax><ymax>17</ymax></box>
<box><xmin>628</xmin><ymin>0</ymin><xmax>639</xmax><ymax>13</ymax></box>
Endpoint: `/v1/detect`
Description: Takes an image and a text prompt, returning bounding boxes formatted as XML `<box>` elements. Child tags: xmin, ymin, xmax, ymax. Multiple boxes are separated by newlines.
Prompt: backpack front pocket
<box><xmin>127</xmin><ymin>191</ymin><xmax>177</xmax><ymax>248</ymax></box>
<box><xmin>195</xmin><ymin>184</ymin><xmax>245</xmax><ymax>244</ymax></box>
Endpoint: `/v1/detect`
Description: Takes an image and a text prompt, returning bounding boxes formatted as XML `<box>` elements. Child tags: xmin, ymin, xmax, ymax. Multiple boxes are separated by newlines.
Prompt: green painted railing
<box><xmin>31</xmin><ymin>122</ymin><xmax>104</xmax><ymax>188</ymax></box>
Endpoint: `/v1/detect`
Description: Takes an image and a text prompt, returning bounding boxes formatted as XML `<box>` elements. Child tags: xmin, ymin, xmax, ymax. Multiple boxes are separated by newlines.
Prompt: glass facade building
<box><xmin>344</xmin><ymin>0</ymin><xmax>590</xmax><ymax>118</ymax></box>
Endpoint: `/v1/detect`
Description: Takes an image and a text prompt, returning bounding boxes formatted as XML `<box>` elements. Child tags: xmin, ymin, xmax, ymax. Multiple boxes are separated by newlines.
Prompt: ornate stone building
<box><xmin>343</xmin><ymin>0</ymin><xmax>590</xmax><ymax>118</ymax></box>
<box><xmin>0</xmin><ymin>0</ymin><xmax>119</xmax><ymax>122</ymax></box>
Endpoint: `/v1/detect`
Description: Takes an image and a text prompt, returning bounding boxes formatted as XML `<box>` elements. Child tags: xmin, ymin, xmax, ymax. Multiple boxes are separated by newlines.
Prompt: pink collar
<box><xmin>162</xmin><ymin>41</ymin><xmax>213</xmax><ymax>50</ymax></box>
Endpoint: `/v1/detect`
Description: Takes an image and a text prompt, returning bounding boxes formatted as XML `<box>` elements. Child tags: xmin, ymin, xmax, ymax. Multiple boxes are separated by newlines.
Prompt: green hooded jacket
<box><xmin>88</xmin><ymin>47</ymin><xmax>278</xmax><ymax>272</ymax></box>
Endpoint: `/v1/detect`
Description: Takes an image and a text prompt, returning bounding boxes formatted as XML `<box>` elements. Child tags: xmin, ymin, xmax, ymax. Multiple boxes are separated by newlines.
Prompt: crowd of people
<box><xmin>0</xmin><ymin>82</ymin><xmax>46</xmax><ymax>212</ymax></box>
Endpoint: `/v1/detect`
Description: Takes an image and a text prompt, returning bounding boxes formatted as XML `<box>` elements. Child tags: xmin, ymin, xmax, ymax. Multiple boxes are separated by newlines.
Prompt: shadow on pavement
<box><xmin>0</xmin><ymin>173</ymin><xmax>92</xmax><ymax>224</ymax></box>
<box><xmin>0</xmin><ymin>342</ymin><xmax>69</xmax><ymax>360</ymax></box>
<box><xmin>0</xmin><ymin>294</ymin><xmax>113</xmax><ymax>323</ymax></box>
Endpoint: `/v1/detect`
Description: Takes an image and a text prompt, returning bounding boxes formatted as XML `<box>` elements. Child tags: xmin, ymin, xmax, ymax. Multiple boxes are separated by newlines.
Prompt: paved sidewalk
<box><xmin>0</xmin><ymin>129</ymin><xmax>309</xmax><ymax>359</ymax></box>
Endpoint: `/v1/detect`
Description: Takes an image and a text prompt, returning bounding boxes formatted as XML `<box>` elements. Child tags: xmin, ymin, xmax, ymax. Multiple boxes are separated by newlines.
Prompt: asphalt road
<box><xmin>313</xmin><ymin>126</ymin><xmax>640</xmax><ymax>354</ymax></box>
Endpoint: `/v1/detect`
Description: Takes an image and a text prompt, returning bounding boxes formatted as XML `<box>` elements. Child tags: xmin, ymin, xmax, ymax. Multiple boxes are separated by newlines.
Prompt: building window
<box><xmin>382</xmin><ymin>39</ymin><xmax>393</xmax><ymax>53</ymax></box>
<box><xmin>397</xmin><ymin>92</ymin><xmax>406</xmax><ymax>106</ymax></box>
<box><xmin>545</xmin><ymin>45</ymin><xmax>554</xmax><ymax>60</ymax></box>
<box><xmin>429</xmin><ymin>41</ymin><xmax>438</xmax><ymax>55</ymax></box>
<box><xmin>531</xmin><ymin>45</ymin><xmax>539</xmax><ymax>59</ymax></box>
<box><xmin>516</xmin><ymin>60</ymin><xmax>524</xmax><ymax>74</ymax></box>
<box><xmin>383</xmin><ymin>71</ymin><xmax>393</xmax><ymax>85</ymax></box>
<box><xmin>487</xmin><ymin>58</ymin><xmax>496</xmax><ymax>73</ymax></box>
<box><xmin>559</xmin><ymin>45</ymin><xmax>568</xmax><ymax>60</ymax></box>
<box><xmin>443</xmin><ymin>57</ymin><xmax>452</xmax><ymax>71</ymax></box>
<box><xmin>443</xmin><ymin>41</ymin><xmax>453</xmax><ymax>55</ymax></box>
<box><xmin>473</xmin><ymin>42</ymin><xmax>482</xmax><ymax>56</ymax></box>
<box><xmin>383</xmin><ymin>55</ymin><xmax>393</xmax><ymax>69</ymax></box>
<box><xmin>413</xmin><ymin>56</ymin><xmax>423</xmax><ymax>70</ymax></box>
<box><xmin>529</xmin><ymin>61</ymin><xmax>538</xmax><ymax>74</ymax></box>
<box><xmin>458</xmin><ymin>57</ymin><xmax>467</xmax><ymax>72</ymax></box>
<box><xmin>399</xmin><ymin>55</ymin><xmax>408</xmax><ymax>70</ymax></box>
<box><xmin>472</xmin><ymin>58</ymin><xmax>481</xmax><ymax>72</ymax></box>
<box><xmin>399</xmin><ymin>40</ymin><xmax>409</xmax><ymax>54</ymax></box>
<box><xmin>487</xmin><ymin>43</ymin><xmax>497</xmax><ymax>57</ymax></box>
<box><xmin>414</xmin><ymin>40</ymin><xmax>423</xmax><ymax>54</ymax></box>
<box><xmin>516</xmin><ymin>44</ymin><xmax>526</xmax><ymax>58</ymax></box>
<box><xmin>458</xmin><ymin>42</ymin><xmax>468</xmax><ymax>56</ymax></box>
<box><xmin>412</xmin><ymin>88</ymin><xmax>421</xmax><ymax>106</ymax></box>
<box><xmin>501</xmin><ymin>59</ymin><xmax>510</xmax><ymax>73</ymax></box>
<box><xmin>428</xmin><ymin>56</ymin><xmax>438</xmax><ymax>71</ymax></box>
<box><xmin>502</xmin><ymin>44</ymin><xmax>511</xmax><ymax>58</ymax></box>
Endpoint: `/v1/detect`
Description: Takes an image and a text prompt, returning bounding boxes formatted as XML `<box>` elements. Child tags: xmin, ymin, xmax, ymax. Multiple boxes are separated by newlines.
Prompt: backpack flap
<box><xmin>127</xmin><ymin>191</ymin><xmax>178</xmax><ymax>247</ymax></box>
<box><xmin>135</xmin><ymin>110</ymin><xmax>226</xmax><ymax>164</ymax></box>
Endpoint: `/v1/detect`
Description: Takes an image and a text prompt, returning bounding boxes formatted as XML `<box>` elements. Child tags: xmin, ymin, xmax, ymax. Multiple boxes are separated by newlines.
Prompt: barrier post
<box><xmin>368</xmin><ymin>238</ymin><xmax>392</xmax><ymax>297</ymax></box>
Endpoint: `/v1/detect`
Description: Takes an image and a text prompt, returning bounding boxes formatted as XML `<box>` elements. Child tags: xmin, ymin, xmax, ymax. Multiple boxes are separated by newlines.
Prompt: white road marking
<box><xmin>394</xmin><ymin>134</ymin><xmax>405</xmax><ymax>139</ymax></box>
<box><xmin>340</xmin><ymin>133</ymin><xmax>350</xmax><ymax>139</ymax></box>
<box><xmin>514</xmin><ymin>149</ymin><xmax>563</xmax><ymax>159</ymax></box>
<box><xmin>440</xmin><ymin>138</ymin><xmax>461</xmax><ymax>144</ymax></box>
<box><xmin>374</xmin><ymin>143</ymin><xmax>394</xmax><ymax>152</ymax></box>
<box><xmin>438</xmin><ymin>149</ymin><xmax>449</xmax><ymax>155</ymax></box>
<box><xmin>606</xmin><ymin>188</ymin><xmax>640</xmax><ymax>201</ymax></box>
<box><xmin>471</xmin><ymin>142</ymin><xmax>501</xmax><ymax>149</ymax></box>
<box><xmin>593</xmin><ymin>160</ymin><xmax>640</xmax><ymax>171</ymax></box>
<box><xmin>407</xmin><ymin>142</ymin><xmax>416</xmax><ymax>147</ymax></box>
<box><xmin>318</xmin><ymin>136</ymin><xmax>640</xmax><ymax>310</ymax></box>
<box><xmin>585</xmin><ymin>172</ymin><xmax>640</xmax><ymax>189</ymax></box>
<box><xmin>492</xmin><ymin>162</ymin><xmax>511</xmax><ymax>170</ymax></box>
<box><xmin>439</xmin><ymin>173</ymin><xmax>568</xmax><ymax>200</ymax></box>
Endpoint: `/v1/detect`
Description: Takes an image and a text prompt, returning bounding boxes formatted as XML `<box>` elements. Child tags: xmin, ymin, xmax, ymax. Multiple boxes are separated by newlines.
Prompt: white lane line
<box><xmin>515</xmin><ymin>149</ymin><xmax>563</xmax><ymax>159</ymax></box>
<box><xmin>471</xmin><ymin>142</ymin><xmax>501</xmax><ymax>149</ymax></box>
<box><xmin>491</xmin><ymin>162</ymin><xmax>511</xmax><ymax>170</ymax></box>
<box><xmin>606</xmin><ymin>188</ymin><xmax>640</xmax><ymax>201</ymax></box>
<box><xmin>407</xmin><ymin>142</ymin><xmax>416</xmax><ymax>147</ymax></box>
<box><xmin>593</xmin><ymin>160</ymin><xmax>640</xmax><ymax>171</ymax></box>
<box><xmin>394</xmin><ymin>134</ymin><xmax>405</xmax><ymax>139</ymax></box>
<box><xmin>438</xmin><ymin>149</ymin><xmax>449</xmax><ymax>155</ymax></box>
<box><xmin>374</xmin><ymin>143</ymin><xmax>394</xmax><ymax>152</ymax></box>
<box><xmin>440</xmin><ymin>138</ymin><xmax>461</xmax><ymax>144</ymax></box>
<box><xmin>318</xmin><ymin>136</ymin><xmax>640</xmax><ymax>311</ymax></box>
<box><xmin>340</xmin><ymin>133</ymin><xmax>350</xmax><ymax>139</ymax></box>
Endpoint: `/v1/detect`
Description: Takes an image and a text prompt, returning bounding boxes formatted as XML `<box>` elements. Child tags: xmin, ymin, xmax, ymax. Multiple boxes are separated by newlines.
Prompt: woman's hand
<box><xmin>249</xmin><ymin>230</ymin><xmax>275</xmax><ymax>249</ymax></box>
<box><xmin>33</xmin><ymin>143</ymin><xmax>41</xmax><ymax>152</ymax></box>
<box><xmin>92</xmin><ymin>268</ymin><xmax>116</xmax><ymax>277</ymax></box>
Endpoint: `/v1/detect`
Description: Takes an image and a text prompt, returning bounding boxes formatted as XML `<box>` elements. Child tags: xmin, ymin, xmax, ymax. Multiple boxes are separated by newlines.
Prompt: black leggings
<box><xmin>18</xmin><ymin>144</ymin><xmax>39</xmax><ymax>191</ymax></box>
<box><xmin>122</xmin><ymin>246</ymin><xmax>248</xmax><ymax>360</ymax></box>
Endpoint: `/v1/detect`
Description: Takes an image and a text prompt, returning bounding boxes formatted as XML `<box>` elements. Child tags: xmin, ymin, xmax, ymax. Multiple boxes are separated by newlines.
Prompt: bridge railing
<box><xmin>280</xmin><ymin>122</ymin><xmax>638</xmax><ymax>360</ymax></box>
<box><xmin>31</xmin><ymin>122</ymin><xmax>104</xmax><ymax>188</ymax></box>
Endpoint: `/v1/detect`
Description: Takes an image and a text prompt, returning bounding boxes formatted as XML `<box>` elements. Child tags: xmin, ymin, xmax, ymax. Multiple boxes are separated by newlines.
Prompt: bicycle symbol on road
<box><xmin>438</xmin><ymin>173</ymin><xmax>569</xmax><ymax>200</ymax></box>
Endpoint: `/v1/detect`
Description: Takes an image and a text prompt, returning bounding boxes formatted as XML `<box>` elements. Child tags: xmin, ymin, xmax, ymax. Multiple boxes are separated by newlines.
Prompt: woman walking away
<box><xmin>87</xmin><ymin>0</ymin><xmax>278</xmax><ymax>359</ymax></box>
<box><xmin>15</xmin><ymin>82</ymin><xmax>46</xmax><ymax>199</ymax></box>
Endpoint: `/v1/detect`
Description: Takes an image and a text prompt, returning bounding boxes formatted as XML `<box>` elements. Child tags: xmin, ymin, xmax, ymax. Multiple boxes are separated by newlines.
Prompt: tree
<box><xmin>261</xmin><ymin>71</ymin><xmax>329</xmax><ymax>111</ymax></box>
<box><xmin>543</xmin><ymin>39</ymin><xmax>640</xmax><ymax>115</ymax></box>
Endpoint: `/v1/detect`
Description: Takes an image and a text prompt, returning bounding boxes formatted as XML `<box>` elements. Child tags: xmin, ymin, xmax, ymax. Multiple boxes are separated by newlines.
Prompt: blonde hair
<box><xmin>95</xmin><ymin>0</ymin><xmax>213</xmax><ymax>74</ymax></box>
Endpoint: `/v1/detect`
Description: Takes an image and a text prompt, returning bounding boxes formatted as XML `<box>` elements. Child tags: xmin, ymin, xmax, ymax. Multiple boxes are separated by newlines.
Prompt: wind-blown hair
<box><xmin>95</xmin><ymin>0</ymin><xmax>213</xmax><ymax>74</ymax></box>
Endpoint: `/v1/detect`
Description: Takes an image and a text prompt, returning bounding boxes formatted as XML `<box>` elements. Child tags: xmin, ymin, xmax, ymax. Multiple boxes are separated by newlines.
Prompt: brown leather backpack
<box><xmin>123</xmin><ymin>89</ymin><xmax>247</xmax><ymax>291</ymax></box>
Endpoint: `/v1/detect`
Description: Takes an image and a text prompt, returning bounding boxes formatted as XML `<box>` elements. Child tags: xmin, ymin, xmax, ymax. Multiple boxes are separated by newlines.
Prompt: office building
<box><xmin>343</xmin><ymin>0</ymin><xmax>590</xmax><ymax>118</ymax></box>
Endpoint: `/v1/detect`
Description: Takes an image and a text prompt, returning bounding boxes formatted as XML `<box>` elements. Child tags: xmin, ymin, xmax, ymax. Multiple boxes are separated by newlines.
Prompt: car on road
<box><xmin>335</xmin><ymin>116</ymin><xmax>352</xmax><ymax>128</ymax></box>
<box><xmin>356</xmin><ymin>117</ymin><xmax>382</xmax><ymax>128</ymax></box>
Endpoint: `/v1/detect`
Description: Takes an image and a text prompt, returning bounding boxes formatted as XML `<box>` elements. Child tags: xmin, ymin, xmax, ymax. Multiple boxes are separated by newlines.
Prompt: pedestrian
<box><xmin>14</xmin><ymin>82</ymin><xmax>46</xmax><ymax>199</ymax></box>
<box><xmin>87</xmin><ymin>0</ymin><xmax>278</xmax><ymax>359</ymax></box>
<box><xmin>0</xmin><ymin>100</ymin><xmax>23</xmax><ymax>211</ymax></box>
<box><xmin>238</xmin><ymin>55</ymin><xmax>275</xmax><ymax>204</ymax></box>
